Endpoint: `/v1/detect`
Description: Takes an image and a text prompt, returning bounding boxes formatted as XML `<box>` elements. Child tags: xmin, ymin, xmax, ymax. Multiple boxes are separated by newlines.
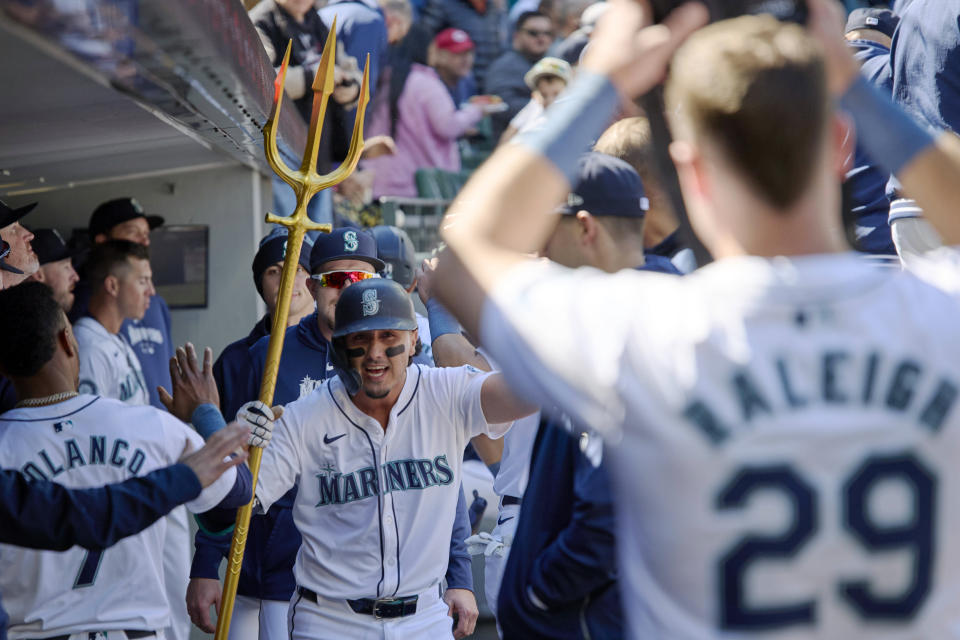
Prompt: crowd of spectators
<box><xmin>248</xmin><ymin>0</ymin><xmax>611</xmax><ymax>228</ymax></box>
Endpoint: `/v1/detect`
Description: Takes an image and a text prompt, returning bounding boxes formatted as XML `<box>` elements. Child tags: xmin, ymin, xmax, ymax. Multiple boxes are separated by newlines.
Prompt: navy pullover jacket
<box><xmin>497</xmin><ymin>258</ymin><xmax>679</xmax><ymax>639</ymax></box>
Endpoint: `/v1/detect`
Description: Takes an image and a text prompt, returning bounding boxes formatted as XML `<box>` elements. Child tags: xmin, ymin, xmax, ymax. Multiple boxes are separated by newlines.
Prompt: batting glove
<box><xmin>236</xmin><ymin>401</ymin><xmax>275</xmax><ymax>448</ymax></box>
<box><xmin>464</xmin><ymin>532</ymin><xmax>507</xmax><ymax>558</ymax></box>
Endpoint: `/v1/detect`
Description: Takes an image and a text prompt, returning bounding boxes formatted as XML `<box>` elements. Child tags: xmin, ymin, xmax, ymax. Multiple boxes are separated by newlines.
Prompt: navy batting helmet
<box><xmin>333</xmin><ymin>278</ymin><xmax>417</xmax><ymax>339</ymax></box>
<box><xmin>370</xmin><ymin>225</ymin><xmax>417</xmax><ymax>289</ymax></box>
<box><xmin>331</xmin><ymin>279</ymin><xmax>418</xmax><ymax>393</ymax></box>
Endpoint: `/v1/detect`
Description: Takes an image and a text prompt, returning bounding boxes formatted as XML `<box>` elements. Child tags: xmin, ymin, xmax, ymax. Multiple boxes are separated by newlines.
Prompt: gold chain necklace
<box><xmin>15</xmin><ymin>391</ymin><xmax>79</xmax><ymax>408</ymax></box>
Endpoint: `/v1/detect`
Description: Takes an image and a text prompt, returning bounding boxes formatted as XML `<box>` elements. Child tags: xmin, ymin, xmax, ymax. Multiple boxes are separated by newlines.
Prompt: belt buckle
<box><xmin>372</xmin><ymin>597</ymin><xmax>397</xmax><ymax>619</ymax></box>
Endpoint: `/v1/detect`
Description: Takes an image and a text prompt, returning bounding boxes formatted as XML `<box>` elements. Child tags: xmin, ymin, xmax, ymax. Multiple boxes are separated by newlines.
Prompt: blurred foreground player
<box><xmin>436</xmin><ymin>0</ymin><xmax>960</xmax><ymax>636</ymax></box>
<box><xmin>0</xmin><ymin>282</ymin><xmax>254</xmax><ymax>640</ymax></box>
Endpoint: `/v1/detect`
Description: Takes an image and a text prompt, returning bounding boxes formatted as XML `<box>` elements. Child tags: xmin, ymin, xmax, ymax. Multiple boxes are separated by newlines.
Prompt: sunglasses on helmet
<box><xmin>310</xmin><ymin>270</ymin><xmax>379</xmax><ymax>289</ymax></box>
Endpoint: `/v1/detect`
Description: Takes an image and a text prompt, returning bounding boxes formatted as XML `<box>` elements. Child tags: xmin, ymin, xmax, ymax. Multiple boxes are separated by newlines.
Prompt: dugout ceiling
<box><xmin>0</xmin><ymin>0</ymin><xmax>307</xmax><ymax>199</ymax></box>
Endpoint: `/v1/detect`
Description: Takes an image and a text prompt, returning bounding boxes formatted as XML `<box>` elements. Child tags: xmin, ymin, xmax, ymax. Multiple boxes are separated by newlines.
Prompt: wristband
<box><xmin>889</xmin><ymin>197</ymin><xmax>923</xmax><ymax>222</ymax></box>
<box><xmin>514</xmin><ymin>70</ymin><xmax>620</xmax><ymax>185</ymax></box>
<box><xmin>191</xmin><ymin>403</ymin><xmax>227</xmax><ymax>440</ymax></box>
<box><xmin>839</xmin><ymin>76</ymin><xmax>935</xmax><ymax>178</ymax></box>
<box><xmin>427</xmin><ymin>298</ymin><xmax>461</xmax><ymax>341</ymax></box>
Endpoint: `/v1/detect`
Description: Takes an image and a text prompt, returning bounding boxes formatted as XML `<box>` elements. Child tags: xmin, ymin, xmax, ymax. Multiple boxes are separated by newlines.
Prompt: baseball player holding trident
<box><xmin>433</xmin><ymin>0</ymin><xmax>960</xmax><ymax>636</ymax></box>
<box><xmin>219</xmin><ymin>277</ymin><xmax>535</xmax><ymax>638</ymax></box>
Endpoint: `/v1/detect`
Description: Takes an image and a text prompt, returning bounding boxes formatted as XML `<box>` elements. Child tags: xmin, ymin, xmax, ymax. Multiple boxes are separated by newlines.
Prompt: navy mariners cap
<box><xmin>309</xmin><ymin>227</ymin><xmax>385</xmax><ymax>273</ymax></box>
<box><xmin>558</xmin><ymin>152</ymin><xmax>649</xmax><ymax>218</ymax></box>
<box><xmin>0</xmin><ymin>231</ymin><xmax>23</xmax><ymax>275</ymax></box>
<box><xmin>251</xmin><ymin>230</ymin><xmax>313</xmax><ymax>293</ymax></box>
<box><xmin>845</xmin><ymin>8</ymin><xmax>899</xmax><ymax>39</ymax></box>
<box><xmin>89</xmin><ymin>198</ymin><xmax>164</xmax><ymax>238</ymax></box>
<box><xmin>31</xmin><ymin>228</ymin><xmax>82</xmax><ymax>266</ymax></box>
<box><xmin>0</xmin><ymin>199</ymin><xmax>37</xmax><ymax>229</ymax></box>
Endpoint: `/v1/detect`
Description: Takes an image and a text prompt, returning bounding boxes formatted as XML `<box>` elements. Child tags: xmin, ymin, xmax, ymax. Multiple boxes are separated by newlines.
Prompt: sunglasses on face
<box><xmin>522</xmin><ymin>28</ymin><xmax>553</xmax><ymax>38</ymax></box>
<box><xmin>0</xmin><ymin>240</ymin><xmax>9</xmax><ymax>262</ymax></box>
<box><xmin>310</xmin><ymin>270</ymin><xmax>379</xmax><ymax>289</ymax></box>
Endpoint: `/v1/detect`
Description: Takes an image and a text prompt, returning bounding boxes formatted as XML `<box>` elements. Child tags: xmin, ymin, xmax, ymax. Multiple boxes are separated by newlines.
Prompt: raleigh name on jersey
<box><xmin>0</xmin><ymin>395</ymin><xmax>237</xmax><ymax>638</ymax></box>
<box><xmin>256</xmin><ymin>364</ymin><xmax>508</xmax><ymax>600</ymax></box>
<box><xmin>482</xmin><ymin>253</ymin><xmax>960</xmax><ymax>638</ymax></box>
<box><xmin>75</xmin><ymin>317</ymin><xmax>149</xmax><ymax>405</ymax></box>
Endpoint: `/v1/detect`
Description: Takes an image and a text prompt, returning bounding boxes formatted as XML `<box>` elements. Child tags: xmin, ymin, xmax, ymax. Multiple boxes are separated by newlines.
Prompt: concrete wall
<box><xmin>7</xmin><ymin>163</ymin><xmax>272</xmax><ymax>357</ymax></box>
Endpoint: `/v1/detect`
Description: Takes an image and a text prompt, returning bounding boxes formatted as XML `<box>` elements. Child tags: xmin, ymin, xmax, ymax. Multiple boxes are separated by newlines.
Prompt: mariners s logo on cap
<box><xmin>344</xmin><ymin>230</ymin><xmax>359</xmax><ymax>252</ymax></box>
<box><xmin>130</xmin><ymin>198</ymin><xmax>144</xmax><ymax>214</ymax></box>
<box><xmin>361</xmin><ymin>289</ymin><xmax>380</xmax><ymax>316</ymax></box>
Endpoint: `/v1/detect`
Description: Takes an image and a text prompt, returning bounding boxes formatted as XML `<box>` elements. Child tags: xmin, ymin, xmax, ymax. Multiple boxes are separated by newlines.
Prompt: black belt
<box><xmin>502</xmin><ymin>495</ymin><xmax>522</xmax><ymax>506</ymax></box>
<box><xmin>28</xmin><ymin>631</ymin><xmax>155</xmax><ymax>640</ymax></box>
<box><xmin>297</xmin><ymin>586</ymin><xmax>419</xmax><ymax>619</ymax></box>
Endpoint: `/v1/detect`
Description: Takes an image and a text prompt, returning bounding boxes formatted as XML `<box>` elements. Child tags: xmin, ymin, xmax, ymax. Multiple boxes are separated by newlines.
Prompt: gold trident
<box><xmin>215</xmin><ymin>22</ymin><xmax>370</xmax><ymax>640</ymax></box>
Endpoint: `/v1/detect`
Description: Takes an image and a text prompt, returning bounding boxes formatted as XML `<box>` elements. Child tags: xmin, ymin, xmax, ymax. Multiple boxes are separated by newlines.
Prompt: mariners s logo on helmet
<box><xmin>361</xmin><ymin>289</ymin><xmax>380</xmax><ymax>316</ymax></box>
<box><xmin>344</xmin><ymin>230</ymin><xmax>359</xmax><ymax>252</ymax></box>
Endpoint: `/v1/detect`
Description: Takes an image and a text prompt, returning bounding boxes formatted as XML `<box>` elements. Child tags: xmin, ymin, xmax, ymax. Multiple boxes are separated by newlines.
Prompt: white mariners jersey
<box><xmin>75</xmin><ymin>317</ymin><xmax>149</xmax><ymax>405</ymax></box>
<box><xmin>256</xmin><ymin>364</ymin><xmax>508</xmax><ymax>600</ymax></box>
<box><xmin>0</xmin><ymin>395</ymin><xmax>237</xmax><ymax>638</ymax></box>
<box><xmin>481</xmin><ymin>252</ymin><xmax>960</xmax><ymax>639</ymax></box>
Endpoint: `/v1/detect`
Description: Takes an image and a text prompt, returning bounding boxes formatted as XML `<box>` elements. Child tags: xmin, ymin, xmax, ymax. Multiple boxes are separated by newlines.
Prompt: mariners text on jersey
<box><xmin>314</xmin><ymin>455</ymin><xmax>454</xmax><ymax>506</ymax></box>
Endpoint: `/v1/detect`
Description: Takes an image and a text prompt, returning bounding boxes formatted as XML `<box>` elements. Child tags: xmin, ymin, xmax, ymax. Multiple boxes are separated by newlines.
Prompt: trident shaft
<box><xmin>215</xmin><ymin>23</ymin><xmax>370</xmax><ymax>640</ymax></box>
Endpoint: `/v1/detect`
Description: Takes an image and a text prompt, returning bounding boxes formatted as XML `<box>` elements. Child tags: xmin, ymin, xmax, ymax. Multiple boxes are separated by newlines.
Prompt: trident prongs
<box><xmin>215</xmin><ymin>29</ymin><xmax>373</xmax><ymax>640</ymax></box>
<box><xmin>261</xmin><ymin>25</ymin><xmax>371</xmax><ymax>233</ymax></box>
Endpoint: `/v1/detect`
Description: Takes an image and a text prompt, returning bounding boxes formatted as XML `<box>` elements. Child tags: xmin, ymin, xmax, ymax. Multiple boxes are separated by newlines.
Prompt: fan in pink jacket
<box><xmin>365</xmin><ymin>28</ymin><xmax>502</xmax><ymax>197</ymax></box>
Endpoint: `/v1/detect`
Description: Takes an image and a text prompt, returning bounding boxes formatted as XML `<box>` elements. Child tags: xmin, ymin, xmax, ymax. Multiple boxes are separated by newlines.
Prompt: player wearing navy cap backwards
<box><xmin>436</xmin><ymin>0</ymin><xmax>960</xmax><ymax>635</ymax></box>
<box><xmin>548</xmin><ymin>152</ymin><xmax>681</xmax><ymax>275</ymax></box>
<box><xmin>226</xmin><ymin>278</ymin><xmax>535</xmax><ymax>639</ymax></box>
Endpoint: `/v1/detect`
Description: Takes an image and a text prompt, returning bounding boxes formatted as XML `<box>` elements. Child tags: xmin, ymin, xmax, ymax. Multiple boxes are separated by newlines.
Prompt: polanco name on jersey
<box><xmin>21</xmin><ymin>434</ymin><xmax>148</xmax><ymax>481</ymax></box>
<box><xmin>315</xmin><ymin>455</ymin><xmax>454</xmax><ymax>507</ymax></box>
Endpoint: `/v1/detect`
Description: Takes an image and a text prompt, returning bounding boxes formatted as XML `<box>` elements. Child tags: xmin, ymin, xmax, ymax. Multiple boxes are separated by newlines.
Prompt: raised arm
<box><xmin>434</xmin><ymin>0</ymin><xmax>708</xmax><ymax>337</ymax></box>
<box><xmin>480</xmin><ymin>373</ymin><xmax>538</xmax><ymax>425</ymax></box>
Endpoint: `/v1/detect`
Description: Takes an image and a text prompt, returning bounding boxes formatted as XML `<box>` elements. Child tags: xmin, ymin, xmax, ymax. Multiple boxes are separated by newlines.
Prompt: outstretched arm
<box><xmin>0</xmin><ymin>423</ymin><xmax>249</xmax><ymax>551</ymax></box>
